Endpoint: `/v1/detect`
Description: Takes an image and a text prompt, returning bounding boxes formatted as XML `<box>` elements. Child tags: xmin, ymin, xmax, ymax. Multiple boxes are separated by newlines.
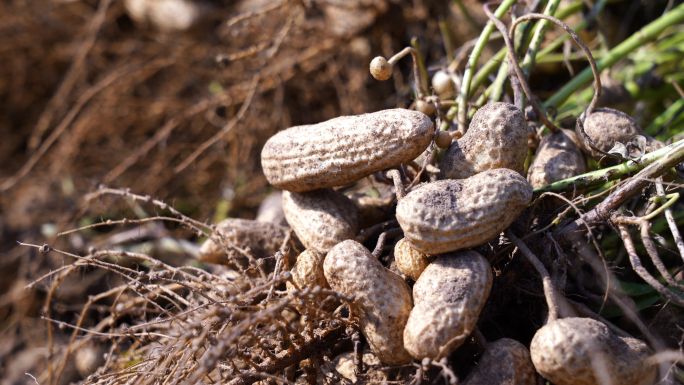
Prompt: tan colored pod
<box><xmin>328</xmin><ymin>348</ymin><xmax>387</xmax><ymax>383</ymax></box>
<box><xmin>440</xmin><ymin>102</ymin><xmax>527</xmax><ymax>180</ymax></box>
<box><xmin>324</xmin><ymin>240</ymin><xmax>413</xmax><ymax>365</ymax></box>
<box><xmin>394</xmin><ymin>238</ymin><xmax>433</xmax><ymax>280</ymax></box>
<box><xmin>261</xmin><ymin>109</ymin><xmax>434</xmax><ymax>192</ymax></box>
<box><xmin>527</xmin><ymin>129</ymin><xmax>587</xmax><ymax>188</ymax></box>
<box><xmin>577</xmin><ymin>107</ymin><xmax>664</xmax><ymax>160</ymax></box>
<box><xmin>404</xmin><ymin>251</ymin><xmax>492</xmax><ymax>360</ymax></box>
<box><xmin>530</xmin><ymin>317</ymin><xmax>656</xmax><ymax>385</ymax></box>
<box><xmin>462</xmin><ymin>338</ymin><xmax>536</xmax><ymax>385</ymax></box>
<box><xmin>255</xmin><ymin>190</ymin><xmax>288</xmax><ymax>227</ymax></box>
<box><xmin>396</xmin><ymin>168</ymin><xmax>533</xmax><ymax>255</ymax></box>
<box><xmin>283</xmin><ymin>189</ymin><xmax>360</xmax><ymax>254</ymax></box>
<box><xmin>286</xmin><ymin>250</ymin><xmax>337</xmax><ymax>313</ymax></box>
<box><xmin>198</xmin><ymin>218</ymin><xmax>298</xmax><ymax>266</ymax></box>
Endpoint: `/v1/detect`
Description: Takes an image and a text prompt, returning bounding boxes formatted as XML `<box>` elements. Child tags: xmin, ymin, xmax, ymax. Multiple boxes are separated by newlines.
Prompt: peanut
<box><xmin>261</xmin><ymin>109</ymin><xmax>434</xmax><ymax>192</ymax></box>
<box><xmin>527</xmin><ymin>129</ymin><xmax>587</xmax><ymax>188</ymax></box>
<box><xmin>440</xmin><ymin>102</ymin><xmax>527</xmax><ymax>180</ymax></box>
<box><xmin>198</xmin><ymin>218</ymin><xmax>299</xmax><ymax>266</ymax></box>
<box><xmin>462</xmin><ymin>338</ymin><xmax>536</xmax><ymax>385</ymax></box>
<box><xmin>396</xmin><ymin>168</ymin><xmax>533</xmax><ymax>255</ymax></box>
<box><xmin>286</xmin><ymin>250</ymin><xmax>337</xmax><ymax>312</ymax></box>
<box><xmin>403</xmin><ymin>250</ymin><xmax>492</xmax><ymax>360</ymax></box>
<box><xmin>393</xmin><ymin>238</ymin><xmax>433</xmax><ymax>280</ymax></box>
<box><xmin>282</xmin><ymin>189</ymin><xmax>360</xmax><ymax>254</ymax></box>
<box><xmin>577</xmin><ymin>107</ymin><xmax>663</xmax><ymax>160</ymax></box>
<box><xmin>324</xmin><ymin>240</ymin><xmax>413</xmax><ymax>365</ymax></box>
<box><xmin>530</xmin><ymin>317</ymin><xmax>656</xmax><ymax>385</ymax></box>
<box><xmin>255</xmin><ymin>190</ymin><xmax>288</xmax><ymax>227</ymax></box>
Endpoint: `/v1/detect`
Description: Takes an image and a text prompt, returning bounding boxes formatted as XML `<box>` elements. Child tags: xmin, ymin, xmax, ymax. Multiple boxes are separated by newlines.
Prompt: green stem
<box><xmin>411</xmin><ymin>37</ymin><xmax>429</xmax><ymax>95</ymax></box>
<box><xmin>533</xmin><ymin>139</ymin><xmax>684</xmax><ymax>197</ymax></box>
<box><xmin>439</xmin><ymin>18</ymin><xmax>455</xmax><ymax>64</ymax></box>
<box><xmin>544</xmin><ymin>3</ymin><xmax>684</xmax><ymax>109</ymax></box>
<box><xmin>456</xmin><ymin>0</ymin><xmax>516</xmax><ymax>133</ymax></box>
<box><xmin>488</xmin><ymin>61</ymin><xmax>510</xmax><ymax>103</ymax></box>
<box><xmin>446</xmin><ymin>0</ymin><xmax>587</xmax><ymax>121</ymax></box>
<box><xmin>521</xmin><ymin>0</ymin><xmax>563</xmax><ymax>76</ymax></box>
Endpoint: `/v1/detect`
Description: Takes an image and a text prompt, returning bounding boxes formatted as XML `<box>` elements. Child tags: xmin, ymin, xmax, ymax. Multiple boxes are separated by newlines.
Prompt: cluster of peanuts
<box><xmin>197</xmin><ymin>91</ymin><xmax>659</xmax><ymax>383</ymax></box>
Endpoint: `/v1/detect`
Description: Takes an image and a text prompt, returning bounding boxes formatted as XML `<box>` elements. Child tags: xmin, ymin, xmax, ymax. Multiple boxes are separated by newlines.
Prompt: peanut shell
<box><xmin>261</xmin><ymin>109</ymin><xmax>434</xmax><ymax>192</ymax></box>
<box><xmin>396</xmin><ymin>168</ymin><xmax>533</xmax><ymax>255</ymax></box>
<box><xmin>256</xmin><ymin>190</ymin><xmax>288</xmax><ymax>227</ymax></box>
<box><xmin>462</xmin><ymin>338</ymin><xmax>536</xmax><ymax>385</ymax></box>
<box><xmin>577</xmin><ymin>107</ymin><xmax>664</xmax><ymax>160</ymax></box>
<box><xmin>324</xmin><ymin>240</ymin><xmax>413</xmax><ymax>365</ymax></box>
<box><xmin>530</xmin><ymin>317</ymin><xmax>656</xmax><ymax>385</ymax></box>
<box><xmin>394</xmin><ymin>238</ymin><xmax>433</xmax><ymax>281</ymax></box>
<box><xmin>440</xmin><ymin>102</ymin><xmax>527</xmax><ymax>180</ymax></box>
<box><xmin>286</xmin><ymin>250</ymin><xmax>337</xmax><ymax>312</ymax></box>
<box><xmin>198</xmin><ymin>218</ymin><xmax>298</xmax><ymax>266</ymax></box>
<box><xmin>527</xmin><ymin>129</ymin><xmax>587</xmax><ymax>188</ymax></box>
<box><xmin>403</xmin><ymin>250</ymin><xmax>492</xmax><ymax>360</ymax></box>
<box><xmin>282</xmin><ymin>189</ymin><xmax>360</xmax><ymax>254</ymax></box>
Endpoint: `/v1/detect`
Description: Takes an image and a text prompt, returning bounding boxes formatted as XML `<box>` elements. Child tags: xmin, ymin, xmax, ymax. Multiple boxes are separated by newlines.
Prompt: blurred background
<box><xmin>1</xmin><ymin>0</ymin><xmax>682</xmax><ymax>383</ymax></box>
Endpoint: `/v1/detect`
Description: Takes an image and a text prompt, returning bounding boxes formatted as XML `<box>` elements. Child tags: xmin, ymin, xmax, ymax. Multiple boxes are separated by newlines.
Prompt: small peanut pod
<box><xmin>578</xmin><ymin>107</ymin><xmax>664</xmax><ymax>160</ymax></box>
<box><xmin>282</xmin><ymin>189</ymin><xmax>360</xmax><ymax>254</ymax></box>
<box><xmin>324</xmin><ymin>240</ymin><xmax>413</xmax><ymax>365</ymax></box>
<box><xmin>530</xmin><ymin>317</ymin><xmax>656</xmax><ymax>385</ymax></box>
<box><xmin>286</xmin><ymin>250</ymin><xmax>337</xmax><ymax>312</ymax></box>
<box><xmin>198</xmin><ymin>218</ymin><xmax>298</xmax><ymax>266</ymax></box>
<box><xmin>462</xmin><ymin>338</ymin><xmax>536</xmax><ymax>385</ymax></box>
<box><xmin>527</xmin><ymin>129</ymin><xmax>587</xmax><ymax>188</ymax></box>
<box><xmin>440</xmin><ymin>102</ymin><xmax>527</xmax><ymax>180</ymax></box>
<box><xmin>261</xmin><ymin>109</ymin><xmax>434</xmax><ymax>192</ymax></box>
<box><xmin>394</xmin><ymin>238</ymin><xmax>433</xmax><ymax>280</ymax></box>
<box><xmin>403</xmin><ymin>251</ymin><xmax>492</xmax><ymax>360</ymax></box>
<box><xmin>396</xmin><ymin>168</ymin><xmax>533</xmax><ymax>255</ymax></box>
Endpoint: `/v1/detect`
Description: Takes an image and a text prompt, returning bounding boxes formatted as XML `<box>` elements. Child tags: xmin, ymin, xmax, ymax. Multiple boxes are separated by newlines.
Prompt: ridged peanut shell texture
<box><xmin>282</xmin><ymin>189</ymin><xmax>360</xmax><ymax>254</ymax></box>
<box><xmin>527</xmin><ymin>129</ymin><xmax>587</xmax><ymax>188</ymax></box>
<box><xmin>440</xmin><ymin>102</ymin><xmax>527</xmax><ymax>180</ymax></box>
<box><xmin>577</xmin><ymin>107</ymin><xmax>664</xmax><ymax>160</ymax></box>
<box><xmin>397</xmin><ymin>168</ymin><xmax>533</xmax><ymax>255</ymax></box>
<box><xmin>530</xmin><ymin>317</ymin><xmax>656</xmax><ymax>385</ymax></box>
<box><xmin>198</xmin><ymin>218</ymin><xmax>298</xmax><ymax>266</ymax></box>
<box><xmin>394</xmin><ymin>238</ymin><xmax>433</xmax><ymax>280</ymax></box>
<box><xmin>462</xmin><ymin>338</ymin><xmax>536</xmax><ymax>385</ymax></box>
<box><xmin>324</xmin><ymin>240</ymin><xmax>413</xmax><ymax>365</ymax></box>
<box><xmin>404</xmin><ymin>251</ymin><xmax>492</xmax><ymax>360</ymax></box>
<box><xmin>286</xmin><ymin>250</ymin><xmax>337</xmax><ymax>312</ymax></box>
<box><xmin>262</xmin><ymin>109</ymin><xmax>434</xmax><ymax>192</ymax></box>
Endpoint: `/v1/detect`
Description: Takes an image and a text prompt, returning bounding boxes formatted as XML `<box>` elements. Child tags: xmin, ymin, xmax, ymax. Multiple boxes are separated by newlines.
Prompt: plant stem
<box><xmin>411</xmin><ymin>37</ymin><xmax>429</xmax><ymax>95</ymax></box>
<box><xmin>544</xmin><ymin>3</ymin><xmax>684</xmax><ymax>109</ymax></box>
<box><xmin>456</xmin><ymin>0</ymin><xmax>516</xmax><ymax>133</ymax></box>
<box><xmin>533</xmin><ymin>139</ymin><xmax>684</xmax><ymax>197</ymax></box>
<box><xmin>521</xmin><ymin>0</ymin><xmax>562</xmax><ymax>77</ymax></box>
<box><xmin>439</xmin><ymin>18</ymin><xmax>455</xmax><ymax>63</ymax></box>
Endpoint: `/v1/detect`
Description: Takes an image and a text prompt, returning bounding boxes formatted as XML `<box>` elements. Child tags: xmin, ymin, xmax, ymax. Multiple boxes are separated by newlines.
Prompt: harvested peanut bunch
<box><xmin>530</xmin><ymin>317</ymin><xmax>656</xmax><ymax>385</ymax></box>
<box><xmin>261</xmin><ymin>109</ymin><xmax>434</xmax><ymax>192</ymax></box>
<box><xmin>324</xmin><ymin>240</ymin><xmax>413</xmax><ymax>365</ymax></box>
<box><xmin>527</xmin><ymin>129</ymin><xmax>587</xmax><ymax>188</ymax></box>
<box><xmin>462</xmin><ymin>338</ymin><xmax>536</xmax><ymax>385</ymax></box>
<box><xmin>394</xmin><ymin>238</ymin><xmax>433</xmax><ymax>280</ymax></box>
<box><xmin>404</xmin><ymin>251</ymin><xmax>492</xmax><ymax>360</ymax></box>
<box><xmin>440</xmin><ymin>102</ymin><xmax>527</xmax><ymax>180</ymax></box>
<box><xmin>282</xmin><ymin>189</ymin><xmax>360</xmax><ymax>254</ymax></box>
<box><xmin>198</xmin><ymin>218</ymin><xmax>298</xmax><ymax>266</ymax></box>
<box><xmin>577</xmin><ymin>107</ymin><xmax>664</xmax><ymax>160</ymax></box>
<box><xmin>396</xmin><ymin>168</ymin><xmax>533</xmax><ymax>255</ymax></box>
